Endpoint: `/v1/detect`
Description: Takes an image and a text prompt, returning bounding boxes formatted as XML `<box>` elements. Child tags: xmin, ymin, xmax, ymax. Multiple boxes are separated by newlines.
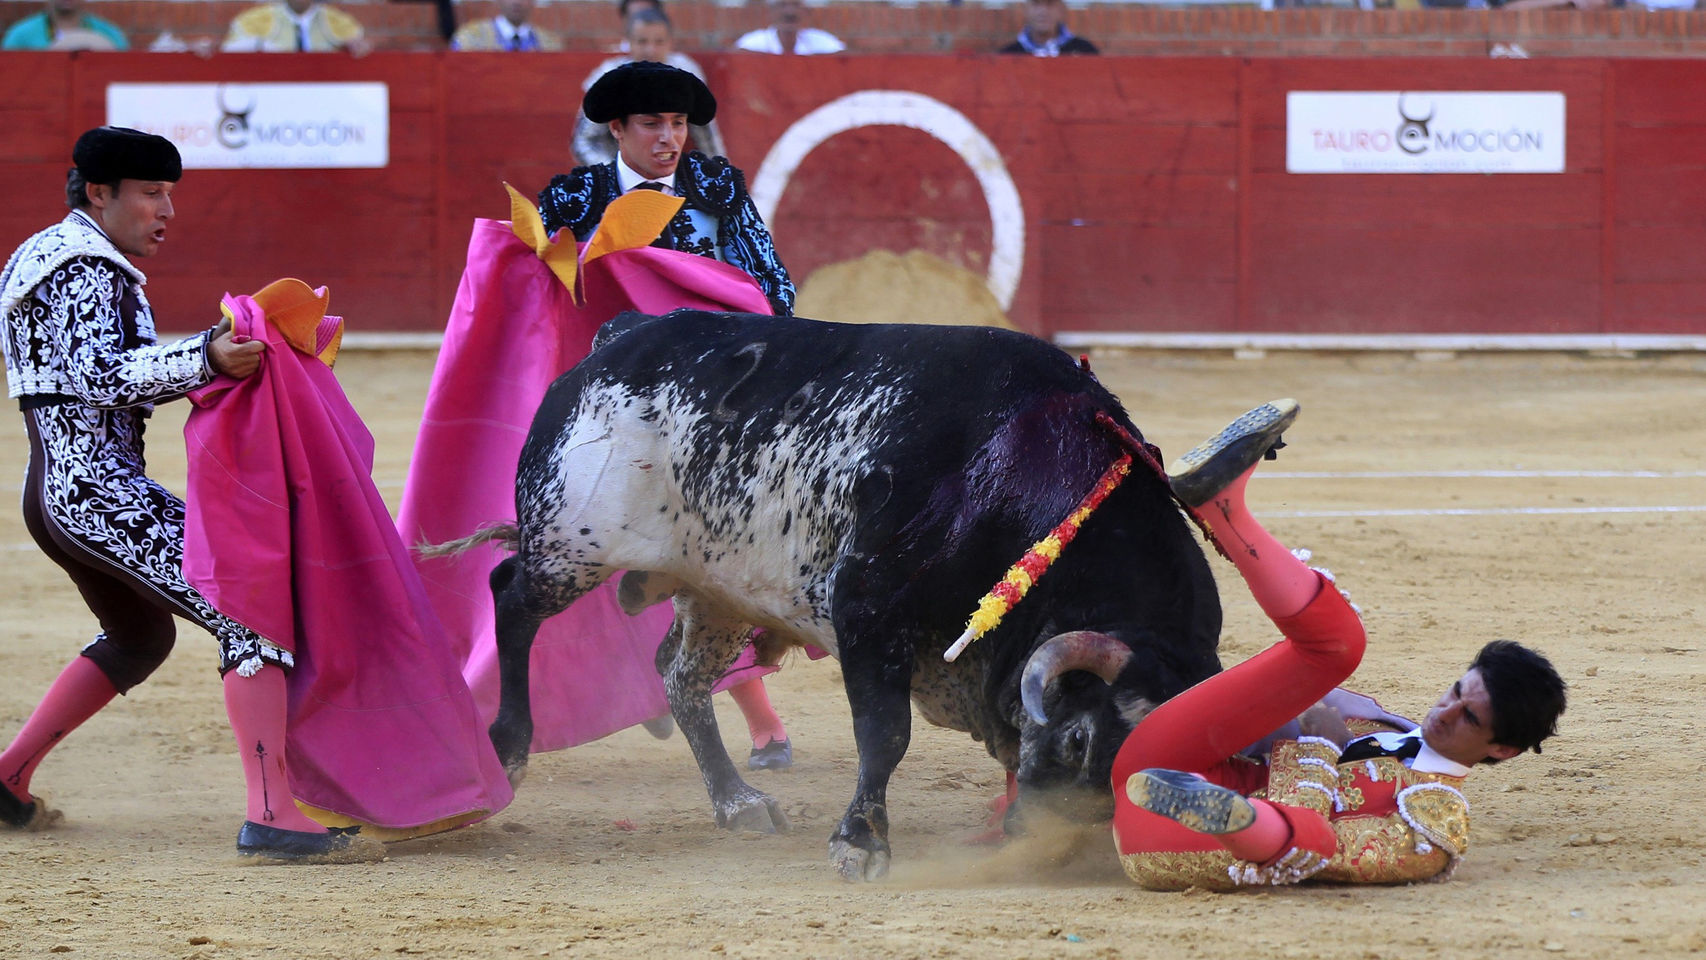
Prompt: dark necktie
<box><xmin>1338</xmin><ymin>734</ymin><xmax>1422</xmax><ymax>764</ymax></box>
<box><xmin>633</xmin><ymin>181</ymin><xmax>666</xmax><ymax>193</ymax></box>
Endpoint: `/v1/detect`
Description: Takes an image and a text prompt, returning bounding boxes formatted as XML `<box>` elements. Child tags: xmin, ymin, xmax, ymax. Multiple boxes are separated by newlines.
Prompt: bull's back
<box><xmin>514</xmin><ymin>311</ymin><xmax>1125</xmax><ymax>632</ymax></box>
<box><xmin>559</xmin><ymin>311</ymin><xmax>1109</xmax><ymax>442</ymax></box>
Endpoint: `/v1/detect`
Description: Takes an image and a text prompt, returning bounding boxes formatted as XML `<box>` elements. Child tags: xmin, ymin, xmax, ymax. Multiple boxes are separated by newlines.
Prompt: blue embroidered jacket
<box><xmin>537</xmin><ymin>153</ymin><xmax>796</xmax><ymax>316</ymax></box>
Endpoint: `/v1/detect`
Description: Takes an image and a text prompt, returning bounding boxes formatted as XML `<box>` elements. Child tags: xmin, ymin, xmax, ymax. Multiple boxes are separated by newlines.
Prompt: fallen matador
<box><xmin>1113</xmin><ymin>399</ymin><xmax>1568</xmax><ymax>890</ymax></box>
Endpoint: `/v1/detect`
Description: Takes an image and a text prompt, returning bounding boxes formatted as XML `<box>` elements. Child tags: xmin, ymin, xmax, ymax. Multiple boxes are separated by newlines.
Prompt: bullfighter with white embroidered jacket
<box><xmin>0</xmin><ymin>126</ymin><xmax>382</xmax><ymax>864</ymax></box>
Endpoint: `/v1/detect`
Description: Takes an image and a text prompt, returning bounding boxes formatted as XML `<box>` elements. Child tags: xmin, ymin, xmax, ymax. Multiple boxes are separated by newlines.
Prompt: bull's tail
<box><xmin>414</xmin><ymin>521</ymin><xmax>521</xmax><ymax>559</ymax></box>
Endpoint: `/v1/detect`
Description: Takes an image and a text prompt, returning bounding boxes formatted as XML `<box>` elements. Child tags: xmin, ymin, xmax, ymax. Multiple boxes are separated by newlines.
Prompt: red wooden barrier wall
<box><xmin>3</xmin><ymin>52</ymin><xmax>1703</xmax><ymax>337</ymax></box>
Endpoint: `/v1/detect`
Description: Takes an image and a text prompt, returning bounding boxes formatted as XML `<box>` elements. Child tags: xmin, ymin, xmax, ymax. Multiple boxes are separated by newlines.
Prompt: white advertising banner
<box><xmin>1286</xmin><ymin>91</ymin><xmax>1565</xmax><ymax>174</ymax></box>
<box><xmin>106</xmin><ymin>82</ymin><xmax>389</xmax><ymax>169</ymax></box>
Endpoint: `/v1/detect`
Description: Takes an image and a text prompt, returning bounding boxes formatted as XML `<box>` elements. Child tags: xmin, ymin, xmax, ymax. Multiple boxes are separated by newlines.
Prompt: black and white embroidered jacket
<box><xmin>537</xmin><ymin>152</ymin><xmax>797</xmax><ymax>317</ymax></box>
<box><xmin>0</xmin><ymin>211</ymin><xmax>213</xmax><ymax>408</ymax></box>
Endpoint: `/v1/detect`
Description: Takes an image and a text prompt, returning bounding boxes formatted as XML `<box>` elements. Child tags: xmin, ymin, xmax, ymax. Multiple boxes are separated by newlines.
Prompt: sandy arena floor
<box><xmin>2</xmin><ymin>347</ymin><xmax>1705</xmax><ymax>960</ymax></box>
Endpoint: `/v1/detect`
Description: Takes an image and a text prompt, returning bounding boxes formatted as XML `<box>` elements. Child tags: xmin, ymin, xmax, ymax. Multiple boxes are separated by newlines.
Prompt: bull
<box><xmin>484</xmin><ymin>310</ymin><xmax>1223</xmax><ymax>881</ymax></box>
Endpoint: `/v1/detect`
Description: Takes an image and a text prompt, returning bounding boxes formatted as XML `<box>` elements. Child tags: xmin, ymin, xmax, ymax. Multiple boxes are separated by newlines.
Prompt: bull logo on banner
<box><xmin>216</xmin><ymin>84</ymin><xmax>256</xmax><ymax>150</ymax></box>
<box><xmin>1396</xmin><ymin>94</ymin><xmax>1434</xmax><ymax>156</ymax></box>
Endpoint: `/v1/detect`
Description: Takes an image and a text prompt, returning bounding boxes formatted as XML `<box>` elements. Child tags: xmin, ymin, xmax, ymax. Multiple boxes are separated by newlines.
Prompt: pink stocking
<box><xmin>1191</xmin><ymin>464</ymin><xmax>1320</xmax><ymax>620</ymax></box>
<box><xmin>222</xmin><ymin>668</ymin><xmax>324</xmax><ymax>833</ymax></box>
<box><xmin>0</xmin><ymin>656</ymin><xmax>118</xmax><ymax>802</ymax></box>
<box><xmin>727</xmin><ymin>677</ymin><xmax>786</xmax><ymax>748</ymax></box>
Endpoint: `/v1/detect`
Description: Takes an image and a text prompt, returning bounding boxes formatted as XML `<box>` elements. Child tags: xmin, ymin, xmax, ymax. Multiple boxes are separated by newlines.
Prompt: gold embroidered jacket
<box><xmin>1121</xmin><ymin>735</ymin><xmax>1470</xmax><ymax>891</ymax></box>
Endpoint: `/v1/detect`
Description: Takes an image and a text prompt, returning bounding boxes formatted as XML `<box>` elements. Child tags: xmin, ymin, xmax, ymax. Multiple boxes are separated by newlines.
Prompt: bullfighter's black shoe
<box><xmin>237</xmin><ymin>821</ymin><xmax>387</xmax><ymax>864</ymax></box>
<box><xmin>1125</xmin><ymin>768</ymin><xmax>1256</xmax><ymax>836</ymax></box>
<box><xmin>0</xmin><ymin>783</ymin><xmax>38</xmax><ymax>829</ymax></box>
<box><xmin>1168</xmin><ymin>399</ymin><xmax>1299</xmax><ymax>509</ymax></box>
<box><xmin>748</xmin><ymin>738</ymin><xmax>793</xmax><ymax>771</ymax></box>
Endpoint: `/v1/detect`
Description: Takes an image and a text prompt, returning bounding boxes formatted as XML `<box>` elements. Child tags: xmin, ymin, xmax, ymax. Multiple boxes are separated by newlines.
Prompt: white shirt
<box><xmin>491</xmin><ymin>16</ymin><xmax>534</xmax><ymax>50</ymax></box>
<box><xmin>286</xmin><ymin>4</ymin><xmax>317</xmax><ymax>50</ymax></box>
<box><xmin>1349</xmin><ymin>728</ymin><xmax>1472</xmax><ymax>778</ymax></box>
<box><xmin>1411</xmin><ymin>737</ymin><xmax>1472</xmax><ymax>777</ymax></box>
<box><xmin>733</xmin><ymin>26</ymin><xmax>845</xmax><ymax>55</ymax></box>
<box><xmin>615</xmin><ymin>156</ymin><xmax>676</xmax><ymax>197</ymax></box>
<box><xmin>69</xmin><ymin>209</ymin><xmax>107</xmax><ymax>239</ymax></box>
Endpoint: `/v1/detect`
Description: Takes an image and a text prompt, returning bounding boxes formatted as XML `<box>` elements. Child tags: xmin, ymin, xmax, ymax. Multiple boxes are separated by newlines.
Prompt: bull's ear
<box><xmin>1115</xmin><ymin>693</ymin><xmax>1154</xmax><ymax>728</ymax></box>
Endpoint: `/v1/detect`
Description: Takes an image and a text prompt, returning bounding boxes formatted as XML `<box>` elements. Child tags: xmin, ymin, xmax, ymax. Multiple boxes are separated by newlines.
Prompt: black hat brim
<box><xmin>72</xmin><ymin>126</ymin><xmax>183</xmax><ymax>184</ymax></box>
<box><xmin>583</xmin><ymin>61</ymin><xmax>717</xmax><ymax>127</ymax></box>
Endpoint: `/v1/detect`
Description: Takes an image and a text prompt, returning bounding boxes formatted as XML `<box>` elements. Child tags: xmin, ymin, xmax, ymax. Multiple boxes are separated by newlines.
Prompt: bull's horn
<box><xmin>1019</xmin><ymin>631</ymin><xmax>1134</xmax><ymax>726</ymax></box>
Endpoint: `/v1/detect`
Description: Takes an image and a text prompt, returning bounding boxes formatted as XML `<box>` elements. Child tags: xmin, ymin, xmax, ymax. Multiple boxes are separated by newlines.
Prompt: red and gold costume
<box><xmin>1110</xmin><ymin>576</ymin><xmax>1471</xmax><ymax>891</ymax></box>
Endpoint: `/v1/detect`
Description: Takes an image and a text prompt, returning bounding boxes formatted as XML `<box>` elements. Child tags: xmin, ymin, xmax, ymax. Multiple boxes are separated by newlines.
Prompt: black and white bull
<box><xmin>485</xmin><ymin>310</ymin><xmax>1223</xmax><ymax>881</ymax></box>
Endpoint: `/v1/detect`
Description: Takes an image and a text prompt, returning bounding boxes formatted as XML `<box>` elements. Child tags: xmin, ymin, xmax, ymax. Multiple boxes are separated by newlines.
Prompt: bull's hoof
<box><xmin>489</xmin><ymin>720</ymin><xmax>533</xmax><ymax>787</ymax></box>
<box><xmin>828</xmin><ymin>838</ymin><xmax>890</xmax><ymax>883</ymax></box>
<box><xmin>715</xmin><ymin>793</ymin><xmax>790</xmax><ymax>834</ymax></box>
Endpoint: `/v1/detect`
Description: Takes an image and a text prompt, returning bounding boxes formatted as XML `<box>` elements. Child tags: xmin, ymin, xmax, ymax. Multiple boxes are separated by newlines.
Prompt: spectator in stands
<box><xmin>610</xmin><ymin>0</ymin><xmax>660</xmax><ymax>51</ymax></box>
<box><xmin>733</xmin><ymin>0</ymin><xmax>845</xmax><ymax>55</ymax></box>
<box><xmin>999</xmin><ymin>0</ymin><xmax>1098</xmax><ymax>56</ymax></box>
<box><xmin>221</xmin><ymin>0</ymin><xmax>373</xmax><ymax>54</ymax></box>
<box><xmin>1461</xmin><ymin>0</ymin><xmax>1622</xmax><ymax>8</ymax></box>
<box><xmin>2</xmin><ymin>0</ymin><xmax>127</xmax><ymax>50</ymax></box>
<box><xmin>450</xmin><ymin>0</ymin><xmax>561</xmax><ymax>50</ymax></box>
<box><xmin>574</xmin><ymin>8</ymin><xmax>725</xmax><ymax>164</ymax></box>
<box><xmin>619</xmin><ymin>0</ymin><xmax>660</xmax><ymax>24</ymax></box>
<box><xmin>1266</xmin><ymin>0</ymin><xmax>1375</xmax><ymax>9</ymax></box>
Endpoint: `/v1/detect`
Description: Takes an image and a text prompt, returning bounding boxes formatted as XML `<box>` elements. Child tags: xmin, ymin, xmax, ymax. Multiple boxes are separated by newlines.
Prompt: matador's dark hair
<box><xmin>1472</xmin><ymin>639</ymin><xmax>1566</xmax><ymax>763</ymax></box>
<box><xmin>65</xmin><ymin>167</ymin><xmax>91</xmax><ymax>209</ymax></box>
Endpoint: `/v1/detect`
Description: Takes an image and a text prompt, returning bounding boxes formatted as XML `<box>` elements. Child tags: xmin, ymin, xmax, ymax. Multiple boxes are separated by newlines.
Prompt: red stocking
<box><xmin>1112</xmin><ymin>582</ymin><xmax>1364</xmax><ymax>855</ymax></box>
<box><xmin>1191</xmin><ymin>462</ymin><xmax>1320</xmax><ymax>620</ymax></box>
<box><xmin>1215</xmin><ymin>798</ymin><xmax>1292</xmax><ymax>863</ymax></box>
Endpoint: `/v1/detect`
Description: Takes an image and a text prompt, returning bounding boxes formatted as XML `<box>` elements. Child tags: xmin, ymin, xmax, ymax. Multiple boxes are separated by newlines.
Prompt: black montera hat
<box><xmin>72</xmin><ymin>126</ymin><xmax>183</xmax><ymax>184</ymax></box>
<box><xmin>583</xmin><ymin>61</ymin><xmax>716</xmax><ymax>126</ymax></box>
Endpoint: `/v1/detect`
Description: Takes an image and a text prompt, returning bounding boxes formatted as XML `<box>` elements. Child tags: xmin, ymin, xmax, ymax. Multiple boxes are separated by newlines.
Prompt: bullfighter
<box><xmin>1113</xmin><ymin>399</ymin><xmax>1567</xmax><ymax>889</ymax></box>
<box><xmin>536</xmin><ymin>58</ymin><xmax>800</xmax><ymax>768</ymax></box>
<box><xmin>0</xmin><ymin>126</ymin><xmax>383</xmax><ymax>863</ymax></box>
<box><xmin>537</xmin><ymin>60</ymin><xmax>795</xmax><ymax>319</ymax></box>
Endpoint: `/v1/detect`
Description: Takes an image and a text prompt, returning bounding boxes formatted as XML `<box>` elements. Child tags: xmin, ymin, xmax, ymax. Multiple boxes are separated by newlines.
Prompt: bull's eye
<box><xmin>1069</xmin><ymin>727</ymin><xmax>1087</xmax><ymax>751</ymax></box>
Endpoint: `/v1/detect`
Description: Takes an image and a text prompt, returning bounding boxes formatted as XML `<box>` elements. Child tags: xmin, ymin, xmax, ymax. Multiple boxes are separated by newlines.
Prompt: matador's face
<box><xmin>1421</xmin><ymin>668</ymin><xmax>1522</xmax><ymax>767</ymax></box>
<box><xmin>611</xmin><ymin>112</ymin><xmax>688</xmax><ymax>182</ymax></box>
<box><xmin>87</xmin><ymin>179</ymin><xmax>175</xmax><ymax>260</ymax></box>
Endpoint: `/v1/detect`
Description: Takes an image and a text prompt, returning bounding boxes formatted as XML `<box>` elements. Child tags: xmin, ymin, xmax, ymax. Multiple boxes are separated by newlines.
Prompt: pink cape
<box><xmin>182</xmin><ymin>294</ymin><xmax>513</xmax><ymax>833</ymax></box>
<box><xmin>396</xmin><ymin>219</ymin><xmax>779</xmax><ymax>753</ymax></box>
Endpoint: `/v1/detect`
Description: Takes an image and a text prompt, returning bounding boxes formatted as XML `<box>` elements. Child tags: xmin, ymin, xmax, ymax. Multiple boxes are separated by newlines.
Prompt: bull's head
<box><xmin>1011</xmin><ymin>630</ymin><xmax>1153</xmax><ymax>825</ymax></box>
